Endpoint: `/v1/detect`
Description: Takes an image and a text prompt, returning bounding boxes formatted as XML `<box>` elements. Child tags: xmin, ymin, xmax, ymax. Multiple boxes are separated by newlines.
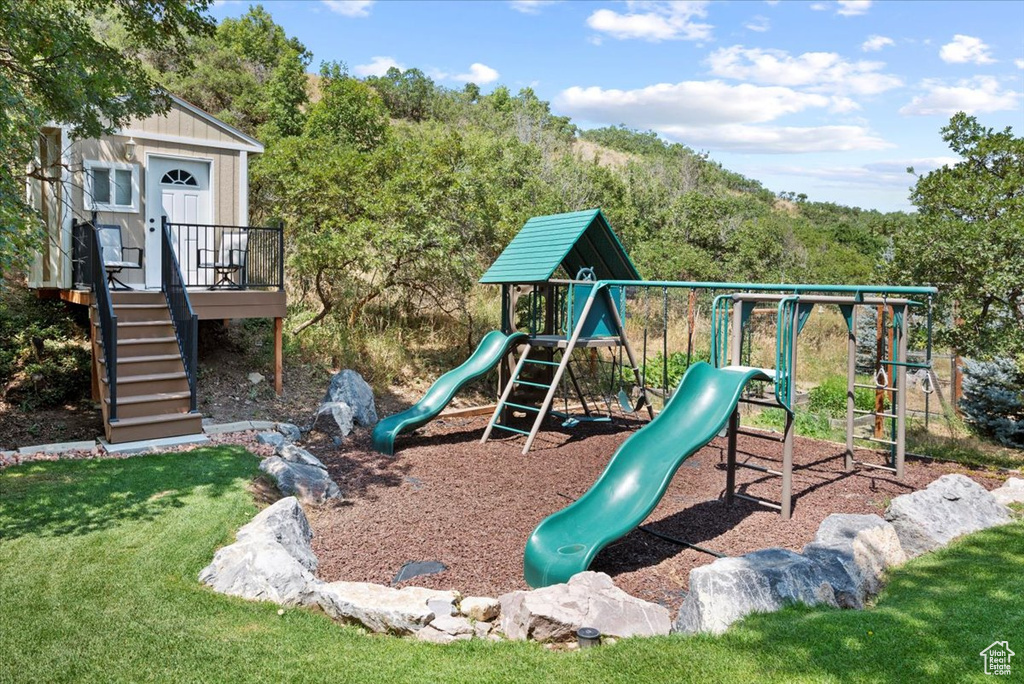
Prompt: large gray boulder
<box><xmin>260</xmin><ymin>456</ymin><xmax>342</xmax><ymax>505</ymax></box>
<box><xmin>991</xmin><ymin>477</ymin><xmax>1024</xmax><ymax>507</ymax></box>
<box><xmin>234</xmin><ymin>497</ymin><xmax>318</xmax><ymax>572</ymax></box>
<box><xmin>276</xmin><ymin>444</ymin><xmax>328</xmax><ymax>471</ymax></box>
<box><xmin>199</xmin><ymin>540</ymin><xmax>321</xmax><ymax>606</ymax></box>
<box><xmin>884</xmin><ymin>474</ymin><xmax>1012</xmax><ymax>558</ymax></box>
<box><xmin>802</xmin><ymin>514</ymin><xmax>906</xmax><ymax>608</ymax></box>
<box><xmin>674</xmin><ymin>548</ymin><xmax>838</xmax><ymax>635</ymax></box>
<box><xmin>315</xmin><ymin>401</ymin><xmax>355</xmax><ymax>437</ymax></box>
<box><xmin>313</xmin><ymin>582</ymin><xmax>459</xmax><ymax>634</ymax></box>
<box><xmin>324</xmin><ymin>370</ymin><xmax>377</xmax><ymax>427</ymax></box>
<box><xmin>498</xmin><ymin>571</ymin><xmax>671</xmax><ymax>642</ymax></box>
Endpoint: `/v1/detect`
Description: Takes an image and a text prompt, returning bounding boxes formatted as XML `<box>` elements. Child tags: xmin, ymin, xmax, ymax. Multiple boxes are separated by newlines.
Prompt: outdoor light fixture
<box><xmin>124</xmin><ymin>137</ymin><xmax>136</xmax><ymax>160</ymax></box>
<box><xmin>576</xmin><ymin>627</ymin><xmax>601</xmax><ymax>648</ymax></box>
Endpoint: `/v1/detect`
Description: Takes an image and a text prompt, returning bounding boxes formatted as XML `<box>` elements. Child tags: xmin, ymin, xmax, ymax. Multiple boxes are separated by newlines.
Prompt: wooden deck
<box><xmin>55</xmin><ymin>288</ymin><xmax>286</xmax><ymax>320</ymax></box>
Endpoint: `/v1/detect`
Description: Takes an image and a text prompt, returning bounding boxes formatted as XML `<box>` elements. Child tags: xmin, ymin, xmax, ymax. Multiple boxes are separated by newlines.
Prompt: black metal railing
<box><xmin>164</xmin><ymin>222</ymin><xmax>284</xmax><ymax>291</ymax></box>
<box><xmin>84</xmin><ymin>219</ymin><xmax>118</xmax><ymax>421</ymax></box>
<box><xmin>161</xmin><ymin>218</ymin><xmax>199</xmax><ymax>413</ymax></box>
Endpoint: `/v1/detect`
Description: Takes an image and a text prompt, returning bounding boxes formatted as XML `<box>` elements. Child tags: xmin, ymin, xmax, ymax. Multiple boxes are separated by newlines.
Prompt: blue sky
<box><xmin>211</xmin><ymin>0</ymin><xmax>1024</xmax><ymax>212</ymax></box>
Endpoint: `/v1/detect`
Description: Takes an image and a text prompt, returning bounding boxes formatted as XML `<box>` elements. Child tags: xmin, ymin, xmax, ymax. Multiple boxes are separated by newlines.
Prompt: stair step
<box><xmin>115</xmin><ymin>337</ymin><xmax>181</xmax><ymax>358</ymax></box>
<box><xmin>107</xmin><ymin>411</ymin><xmax>203</xmax><ymax>443</ymax></box>
<box><xmin>101</xmin><ymin>371</ymin><xmax>189</xmax><ymax>397</ymax></box>
<box><xmin>98</xmin><ymin>354</ymin><xmax>184</xmax><ymax>377</ymax></box>
<box><xmin>103</xmin><ymin>371</ymin><xmax>187</xmax><ymax>385</ymax></box>
<box><xmin>105</xmin><ymin>391</ymin><xmax>192</xmax><ymax>419</ymax></box>
<box><xmin>119</xmin><ymin>336</ymin><xmax>178</xmax><ymax>346</ymax></box>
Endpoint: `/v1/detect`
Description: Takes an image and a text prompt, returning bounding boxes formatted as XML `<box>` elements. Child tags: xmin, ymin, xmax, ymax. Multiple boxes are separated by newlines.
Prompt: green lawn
<box><xmin>0</xmin><ymin>447</ymin><xmax>1021</xmax><ymax>683</ymax></box>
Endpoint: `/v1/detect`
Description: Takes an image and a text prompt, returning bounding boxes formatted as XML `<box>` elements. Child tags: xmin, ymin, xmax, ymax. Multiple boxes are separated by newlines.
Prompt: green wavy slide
<box><xmin>523</xmin><ymin>361</ymin><xmax>774</xmax><ymax>588</ymax></box>
<box><xmin>371</xmin><ymin>330</ymin><xmax>528</xmax><ymax>456</ymax></box>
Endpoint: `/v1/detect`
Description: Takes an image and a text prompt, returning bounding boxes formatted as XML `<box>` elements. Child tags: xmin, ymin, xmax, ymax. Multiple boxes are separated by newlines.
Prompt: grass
<box><xmin>1</xmin><ymin>447</ymin><xmax>1022</xmax><ymax>683</ymax></box>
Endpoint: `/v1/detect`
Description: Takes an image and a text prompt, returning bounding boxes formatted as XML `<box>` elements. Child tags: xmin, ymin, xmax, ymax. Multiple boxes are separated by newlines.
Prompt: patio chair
<box><xmin>96</xmin><ymin>224</ymin><xmax>143</xmax><ymax>290</ymax></box>
<box><xmin>198</xmin><ymin>231</ymin><xmax>248</xmax><ymax>290</ymax></box>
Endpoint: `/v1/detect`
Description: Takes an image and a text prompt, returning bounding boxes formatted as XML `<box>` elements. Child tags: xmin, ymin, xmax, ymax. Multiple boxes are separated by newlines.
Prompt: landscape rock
<box><xmin>276</xmin><ymin>444</ymin><xmax>328</xmax><ymax>470</ymax></box>
<box><xmin>314</xmin><ymin>582</ymin><xmax>458</xmax><ymax>634</ymax></box>
<box><xmin>499</xmin><ymin>571</ymin><xmax>671</xmax><ymax>642</ymax></box>
<box><xmin>260</xmin><ymin>456</ymin><xmax>342</xmax><ymax>505</ymax></box>
<box><xmin>416</xmin><ymin>625</ymin><xmax>471</xmax><ymax>644</ymax></box>
<box><xmin>275</xmin><ymin>422</ymin><xmax>302</xmax><ymax>443</ymax></box>
<box><xmin>474</xmin><ymin>620</ymin><xmax>493</xmax><ymax>638</ymax></box>
<box><xmin>324</xmin><ymin>370</ymin><xmax>378</xmax><ymax>426</ymax></box>
<box><xmin>428</xmin><ymin>614</ymin><xmax>475</xmax><ymax>637</ymax></box>
<box><xmin>461</xmin><ymin>596</ymin><xmax>500</xmax><ymax>622</ymax></box>
<box><xmin>991</xmin><ymin>477</ymin><xmax>1024</xmax><ymax>506</ymax></box>
<box><xmin>316</xmin><ymin>401</ymin><xmax>355</xmax><ymax>437</ymax></box>
<box><xmin>248</xmin><ymin>372</ymin><xmax>265</xmax><ymax>385</ymax></box>
<box><xmin>884</xmin><ymin>474</ymin><xmax>1012</xmax><ymax>558</ymax></box>
<box><xmin>234</xmin><ymin>497</ymin><xmax>318</xmax><ymax>572</ymax></box>
<box><xmin>801</xmin><ymin>514</ymin><xmax>906</xmax><ymax>608</ymax></box>
<box><xmin>674</xmin><ymin>548</ymin><xmax>838</xmax><ymax>635</ymax></box>
<box><xmin>198</xmin><ymin>540</ymin><xmax>320</xmax><ymax>606</ymax></box>
<box><xmin>256</xmin><ymin>431</ymin><xmax>286</xmax><ymax>449</ymax></box>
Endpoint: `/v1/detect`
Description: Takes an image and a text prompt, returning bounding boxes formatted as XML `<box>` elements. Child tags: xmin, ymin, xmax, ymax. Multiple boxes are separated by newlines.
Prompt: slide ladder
<box><xmin>482</xmin><ymin>283</ymin><xmax>643</xmax><ymax>455</ymax></box>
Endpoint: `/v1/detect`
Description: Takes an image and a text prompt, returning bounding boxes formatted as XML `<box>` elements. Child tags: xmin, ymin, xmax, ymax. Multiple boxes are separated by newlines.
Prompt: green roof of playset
<box><xmin>478</xmin><ymin>208</ymin><xmax>640</xmax><ymax>284</ymax></box>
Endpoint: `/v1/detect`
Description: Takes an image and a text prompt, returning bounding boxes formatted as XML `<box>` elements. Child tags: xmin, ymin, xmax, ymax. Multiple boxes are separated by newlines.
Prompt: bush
<box><xmin>808</xmin><ymin>374</ymin><xmax>879</xmax><ymax>418</ymax></box>
<box><xmin>0</xmin><ymin>284</ymin><xmax>92</xmax><ymax>410</ymax></box>
<box><xmin>960</xmin><ymin>357</ymin><xmax>1024</xmax><ymax>448</ymax></box>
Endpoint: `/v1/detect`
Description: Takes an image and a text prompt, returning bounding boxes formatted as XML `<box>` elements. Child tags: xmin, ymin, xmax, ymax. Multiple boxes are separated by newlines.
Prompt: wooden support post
<box><xmin>273</xmin><ymin>317</ymin><xmax>283</xmax><ymax>396</ymax></box>
<box><xmin>845</xmin><ymin>304</ymin><xmax>857</xmax><ymax>470</ymax></box>
<box><xmin>222</xmin><ymin>318</ymin><xmax>230</xmax><ymax>328</ymax></box>
<box><xmin>89</xmin><ymin>316</ymin><xmax>101</xmax><ymax>403</ymax></box>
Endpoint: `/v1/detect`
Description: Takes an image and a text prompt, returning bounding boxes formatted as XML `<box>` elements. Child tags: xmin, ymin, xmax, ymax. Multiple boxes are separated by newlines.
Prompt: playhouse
<box><xmin>371</xmin><ymin>208</ymin><xmax>938</xmax><ymax>588</ymax></box>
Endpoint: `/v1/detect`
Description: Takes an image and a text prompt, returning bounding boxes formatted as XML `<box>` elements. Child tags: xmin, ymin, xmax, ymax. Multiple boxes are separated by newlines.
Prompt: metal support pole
<box><xmin>726</xmin><ymin>409</ymin><xmax>738</xmax><ymax>506</ymax></box>
<box><xmin>896</xmin><ymin>304</ymin><xmax>908</xmax><ymax>478</ymax></box>
<box><xmin>603</xmin><ymin>286</ymin><xmax>655</xmax><ymax>420</ymax></box>
<box><xmin>781</xmin><ymin>304</ymin><xmax>798</xmax><ymax>520</ymax></box>
<box><xmin>845</xmin><ymin>304</ymin><xmax>857</xmax><ymax>470</ymax></box>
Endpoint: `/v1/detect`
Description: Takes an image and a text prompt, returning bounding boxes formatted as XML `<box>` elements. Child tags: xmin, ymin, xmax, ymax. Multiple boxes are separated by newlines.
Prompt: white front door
<box><xmin>145</xmin><ymin>156</ymin><xmax>212</xmax><ymax>288</ymax></box>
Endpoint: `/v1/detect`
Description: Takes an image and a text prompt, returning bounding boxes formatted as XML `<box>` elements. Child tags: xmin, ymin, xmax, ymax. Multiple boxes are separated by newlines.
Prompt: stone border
<box><xmin>198</xmin><ymin>474</ymin><xmax>1022</xmax><ymax>646</ymax></box>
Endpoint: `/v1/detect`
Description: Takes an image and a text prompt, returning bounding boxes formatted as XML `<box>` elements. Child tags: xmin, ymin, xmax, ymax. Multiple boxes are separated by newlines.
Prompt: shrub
<box><xmin>808</xmin><ymin>374</ymin><xmax>879</xmax><ymax>418</ymax></box>
<box><xmin>960</xmin><ymin>357</ymin><xmax>1024</xmax><ymax>448</ymax></box>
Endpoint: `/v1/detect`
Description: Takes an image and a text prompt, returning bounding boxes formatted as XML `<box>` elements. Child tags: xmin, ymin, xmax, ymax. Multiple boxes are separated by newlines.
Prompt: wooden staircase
<box><xmin>92</xmin><ymin>291</ymin><xmax>202</xmax><ymax>443</ymax></box>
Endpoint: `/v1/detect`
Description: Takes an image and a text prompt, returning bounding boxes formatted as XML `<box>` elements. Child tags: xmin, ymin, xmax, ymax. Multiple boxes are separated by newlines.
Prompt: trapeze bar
<box><xmin>854</xmin><ymin>383</ymin><xmax>898</xmax><ymax>392</ymax></box>
<box><xmin>878</xmin><ymin>359</ymin><xmax>932</xmax><ymax>369</ymax></box>
<box><xmin>733</xmin><ymin>493</ymin><xmax>783</xmax><ymax>511</ymax></box>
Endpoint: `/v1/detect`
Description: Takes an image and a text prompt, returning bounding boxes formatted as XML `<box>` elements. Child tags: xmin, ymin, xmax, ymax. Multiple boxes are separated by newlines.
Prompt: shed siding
<box><xmin>131</xmin><ymin>101</ymin><xmax>247</xmax><ymax>146</ymax></box>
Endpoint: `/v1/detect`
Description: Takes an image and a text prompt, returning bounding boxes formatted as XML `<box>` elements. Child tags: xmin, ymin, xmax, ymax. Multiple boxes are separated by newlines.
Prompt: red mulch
<box><xmin>304</xmin><ymin>416</ymin><xmax>1005</xmax><ymax>613</ymax></box>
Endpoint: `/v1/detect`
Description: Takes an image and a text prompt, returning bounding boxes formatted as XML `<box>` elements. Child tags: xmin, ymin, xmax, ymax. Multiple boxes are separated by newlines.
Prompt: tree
<box><xmin>305</xmin><ymin>62</ymin><xmax>389</xmax><ymax>153</ymax></box>
<box><xmin>0</xmin><ymin>0</ymin><xmax>214</xmax><ymax>277</ymax></box>
<box><xmin>891</xmin><ymin>113</ymin><xmax>1024</xmax><ymax>360</ymax></box>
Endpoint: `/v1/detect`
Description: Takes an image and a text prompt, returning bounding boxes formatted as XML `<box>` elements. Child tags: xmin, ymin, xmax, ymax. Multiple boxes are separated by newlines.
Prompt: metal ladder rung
<box><xmin>524</xmin><ymin>359</ymin><xmax>560</xmax><ymax>367</ymax></box>
<box><xmin>854</xmin><ymin>460</ymin><xmax>898</xmax><ymax>473</ymax></box>
<box><xmin>734</xmin><ymin>493</ymin><xmax>783</xmax><ymax>511</ymax></box>
<box><xmin>738</xmin><ymin>397</ymin><xmax>782</xmax><ymax>408</ymax></box>
<box><xmin>853</xmin><ymin>409</ymin><xmax>898</xmax><ymax>419</ymax></box>
<box><xmin>490</xmin><ymin>423</ymin><xmax>531</xmax><ymax>436</ymax></box>
<box><xmin>854</xmin><ymin>383</ymin><xmax>897</xmax><ymax>392</ymax></box>
<box><xmin>514</xmin><ymin>379</ymin><xmax>551</xmax><ymax>389</ymax></box>
<box><xmin>735</xmin><ymin>462</ymin><xmax>784</xmax><ymax>476</ymax></box>
<box><xmin>503</xmin><ymin>401</ymin><xmax>540</xmax><ymax>413</ymax></box>
<box><xmin>861</xmin><ymin>436</ymin><xmax>897</xmax><ymax>446</ymax></box>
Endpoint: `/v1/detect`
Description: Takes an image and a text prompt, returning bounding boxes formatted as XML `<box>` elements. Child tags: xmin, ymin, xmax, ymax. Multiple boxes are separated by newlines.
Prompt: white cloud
<box><xmin>861</xmin><ymin>35</ymin><xmax>894</xmax><ymax>52</ymax></box>
<box><xmin>353</xmin><ymin>56</ymin><xmax>404</xmax><ymax>78</ymax></box>
<box><xmin>1016</xmin><ymin>58</ymin><xmax>1024</xmax><ymax>69</ymax></box>
<box><xmin>509</xmin><ymin>0</ymin><xmax>558</xmax><ymax>14</ymax></box>
<box><xmin>745</xmin><ymin>15</ymin><xmax>770</xmax><ymax>32</ymax></box>
<box><xmin>757</xmin><ymin>156</ymin><xmax>957</xmax><ymax>187</ymax></box>
<box><xmin>809</xmin><ymin>3</ymin><xmax>828</xmax><ymax>10</ymax></box>
<box><xmin>557</xmin><ymin>80</ymin><xmax>832</xmax><ymax>127</ymax></box>
<box><xmin>836</xmin><ymin>1</ymin><xmax>872</xmax><ymax>16</ymax></box>
<box><xmin>456</xmin><ymin>63</ymin><xmax>500</xmax><ymax>84</ymax></box>
<box><xmin>940</xmin><ymin>35</ymin><xmax>995</xmax><ymax>64</ymax></box>
<box><xmin>899</xmin><ymin>76</ymin><xmax>1021</xmax><ymax>115</ymax></box>
<box><xmin>707</xmin><ymin>46</ymin><xmax>903</xmax><ymax>95</ymax></box>
<box><xmin>431</xmin><ymin>63</ymin><xmax>501</xmax><ymax>84</ymax></box>
<box><xmin>322</xmin><ymin>0</ymin><xmax>374</xmax><ymax>17</ymax></box>
<box><xmin>764</xmin><ymin>0</ymin><xmax>780</xmax><ymax>5</ymax></box>
<box><xmin>586</xmin><ymin>1</ymin><xmax>713</xmax><ymax>42</ymax></box>
<box><xmin>658</xmin><ymin>124</ymin><xmax>892</xmax><ymax>153</ymax></box>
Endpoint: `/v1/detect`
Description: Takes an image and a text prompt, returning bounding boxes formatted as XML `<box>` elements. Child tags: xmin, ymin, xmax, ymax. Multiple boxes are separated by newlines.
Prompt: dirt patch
<box><xmin>304</xmin><ymin>416</ymin><xmax>1005</xmax><ymax>613</ymax></box>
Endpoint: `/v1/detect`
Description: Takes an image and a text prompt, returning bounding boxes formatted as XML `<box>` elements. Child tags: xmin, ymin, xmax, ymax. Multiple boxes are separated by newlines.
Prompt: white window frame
<box><xmin>83</xmin><ymin>160</ymin><xmax>140</xmax><ymax>213</ymax></box>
